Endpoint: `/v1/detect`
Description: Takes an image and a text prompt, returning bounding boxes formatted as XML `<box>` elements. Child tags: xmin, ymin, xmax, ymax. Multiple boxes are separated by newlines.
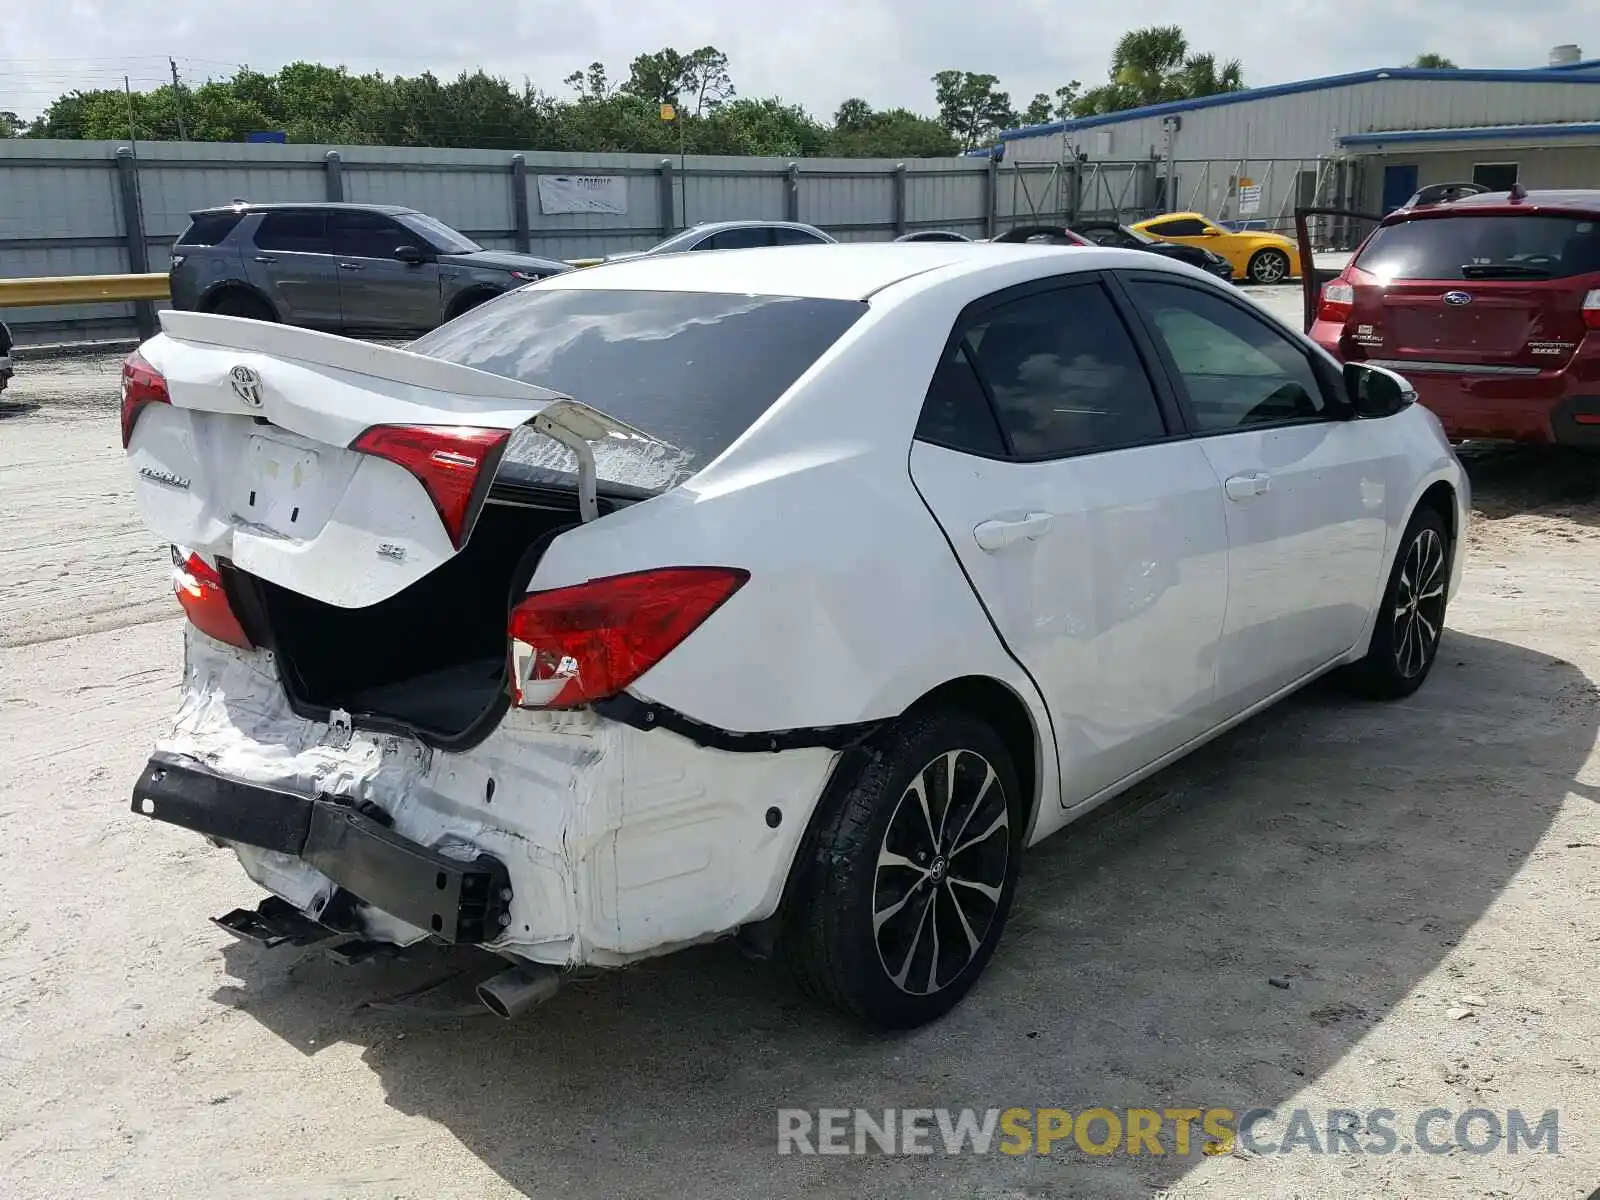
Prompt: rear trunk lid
<box><xmin>129</xmin><ymin>310</ymin><xmax>679</xmax><ymax>609</ymax></box>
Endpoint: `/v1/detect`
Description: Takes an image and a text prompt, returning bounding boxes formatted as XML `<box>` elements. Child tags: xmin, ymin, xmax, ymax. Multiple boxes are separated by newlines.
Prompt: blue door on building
<box><xmin>1382</xmin><ymin>164</ymin><xmax>1419</xmax><ymax>213</ymax></box>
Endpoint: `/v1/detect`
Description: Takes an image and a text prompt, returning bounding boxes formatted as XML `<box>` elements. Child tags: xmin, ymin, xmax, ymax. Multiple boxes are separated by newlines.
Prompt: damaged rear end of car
<box><xmin>124</xmin><ymin>289</ymin><xmax>869</xmax><ymax>1010</ymax></box>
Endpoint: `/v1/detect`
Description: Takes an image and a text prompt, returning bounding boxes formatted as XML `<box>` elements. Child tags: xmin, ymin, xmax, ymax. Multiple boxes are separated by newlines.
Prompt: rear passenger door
<box><xmin>248</xmin><ymin>211</ymin><xmax>341</xmax><ymax>328</ymax></box>
<box><xmin>1120</xmin><ymin>273</ymin><xmax>1392</xmax><ymax>709</ymax></box>
<box><xmin>908</xmin><ymin>275</ymin><xmax>1231</xmax><ymax>808</ymax></box>
<box><xmin>328</xmin><ymin>210</ymin><xmax>442</xmax><ymax>333</ymax></box>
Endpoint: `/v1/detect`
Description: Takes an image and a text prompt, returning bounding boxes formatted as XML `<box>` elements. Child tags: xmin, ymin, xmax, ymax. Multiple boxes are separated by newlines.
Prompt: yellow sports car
<box><xmin>1127</xmin><ymin>212</ymin><xmax>1301</xmax><ymax>285</ymax></box>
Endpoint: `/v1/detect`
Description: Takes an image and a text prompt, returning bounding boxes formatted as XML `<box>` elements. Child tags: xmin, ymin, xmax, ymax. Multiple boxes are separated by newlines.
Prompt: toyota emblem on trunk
<box><xmin>1443</xmin><ymin>291</ymin><xmax>1473</xmax><ymax>306</ymax></box>
<box><xmin>229</xmin><ymin>365</ymin><xmax>263</xmax><ymax>406</ymax></box>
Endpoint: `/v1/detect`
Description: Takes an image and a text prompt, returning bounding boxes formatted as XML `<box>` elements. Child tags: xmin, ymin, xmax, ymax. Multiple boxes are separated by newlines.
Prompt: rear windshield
<box><xmin>177</xmin><ymin>212</ymin><xmax>244</xmax><ymax>247</ymax></box>
<box><xmin>407</xmin><ymin>288</ymin><xmax>866</xmax><ymax>491</ymax></box>
<box><xmin>1355</xmin><ymin>213</ymin><xmax>1600</xmax><ymax>280</ymax></box>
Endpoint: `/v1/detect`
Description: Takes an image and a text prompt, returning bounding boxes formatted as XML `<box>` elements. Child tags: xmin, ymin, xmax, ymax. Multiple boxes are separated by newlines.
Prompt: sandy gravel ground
<box><xmin>0</xmin><ymin>333</ymin><xmax>1596</xmax><ymax>1200</ymax></box>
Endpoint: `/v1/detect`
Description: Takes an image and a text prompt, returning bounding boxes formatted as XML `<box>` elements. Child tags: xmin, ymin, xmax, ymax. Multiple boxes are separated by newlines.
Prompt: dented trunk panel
<box><xmin>161</xmin><ymin>627</ymin><xmax>837</xmax><ymax>964</ymax></box>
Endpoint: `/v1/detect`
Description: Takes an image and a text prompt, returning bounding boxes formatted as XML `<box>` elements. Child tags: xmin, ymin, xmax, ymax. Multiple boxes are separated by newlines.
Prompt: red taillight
<box><xmin>121</xmin><ymin>349</ymin><xmax>170</xmax><ymax>448</ymax></box>
<box><xmin>172</xmin><ymin>548</ymin><xmax>253</xmax><ymax>649</ymax></box>
<box><xmin>508</xmin><ymin>567</ymin><xmax>749</xmax><ymax>709</ymax></box>
<box><xmin>1318</xmin><ymin>279</ymin><xmax>1355</xmax><ymax>324</ymax></box>
<box><xmin>1583</xmin><ymin>289</ymin><xmax>1600</xmax><ymax>331</ymax></box>
<box><xmin>350</xmin><ymin>424</ymin><xmax>510</xmax><ymax>549</ymax></box>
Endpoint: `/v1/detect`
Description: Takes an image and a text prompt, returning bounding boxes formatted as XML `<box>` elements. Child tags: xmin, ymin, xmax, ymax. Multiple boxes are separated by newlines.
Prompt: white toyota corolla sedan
<box><xmin>122</xmin><ymin>242</ymin><xmax>1468</xmax><ymax>1029</ymax></box>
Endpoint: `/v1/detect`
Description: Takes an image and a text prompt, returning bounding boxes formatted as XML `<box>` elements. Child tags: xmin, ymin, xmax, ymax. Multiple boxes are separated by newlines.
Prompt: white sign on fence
<box><xmin>536</xmin><ymin>175</ymin><xmax>629</xmax><ymax>215</ymax></box>
<box><xmin>1237</xmin><ymin>184</ymin><xmax>1263</xmax><ymax>216</ymax></box>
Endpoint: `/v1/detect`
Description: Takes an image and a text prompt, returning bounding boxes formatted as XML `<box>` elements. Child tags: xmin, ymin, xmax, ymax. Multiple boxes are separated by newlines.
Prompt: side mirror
<box><xmin>1344</xmin><ymin>362</ymin><xmax>1416</xmax><ymax>418</ymax></box>
<box><xmin>393</xmin><ymin>244</ymin><xmax>428</xmax><ymax>265</ymax></box>
<box><xmin>1200</xmin><ymin>227</ymin><xmax>1222</xmax><ymax>237</ymax></box>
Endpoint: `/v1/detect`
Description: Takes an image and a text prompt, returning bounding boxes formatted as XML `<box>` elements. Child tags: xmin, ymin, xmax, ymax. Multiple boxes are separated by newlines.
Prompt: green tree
<box><xmin>0</xmin><ymin>111</ymin><xmax>26</xmax><ymax>137</ymax></box>
<box><xmin>828</xmin><ymin>101</ymin><xmax>956</xmax><ymax>157</ymax></box>
<box><xmin>930</xmin><ymin>70</ymin><xmax>1016</xmax><ymax>149</ymax></box>
<box><xmin>1074</xmin><ymin>25</ymin><xmax>1244</xmax><ymax>116</ymax></box>
<box><xmin>623</xmin><ymin>46</ymin><xmax>733</xmax><ymax>116</ymax></box>
<box><xmin>1411</xmin><ymin>53</ymin><xmax>1459</xmax><ymax>68</ymax></box>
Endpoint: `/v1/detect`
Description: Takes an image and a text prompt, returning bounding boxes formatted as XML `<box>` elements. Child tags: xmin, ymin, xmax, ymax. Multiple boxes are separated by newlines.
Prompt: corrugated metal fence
<box><xmin>1</xmin><ymin>140</ymin><xmax>1066</xmax><ymax>343</ymax></box>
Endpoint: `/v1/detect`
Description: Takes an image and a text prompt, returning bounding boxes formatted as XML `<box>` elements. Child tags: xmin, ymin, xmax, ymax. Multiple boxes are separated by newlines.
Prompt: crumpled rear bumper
<box><xmin>132</xmin><ymin>756</ymin><xmax>513</xmax><ymax>944</ymax></box>
<box><xmin>140</xmin><ymin>627</ymin><xmax>840</xmax><ymax>967</ymax></box>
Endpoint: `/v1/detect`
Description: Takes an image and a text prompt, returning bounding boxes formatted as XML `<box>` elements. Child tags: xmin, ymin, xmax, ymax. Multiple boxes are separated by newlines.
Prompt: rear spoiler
<box><xmin>1292</xmin><ymin>206</ymin><xmax>1383</xmax><ymax>334</ymax></box>
<box><xmin>156</xmin><ymin>310</ymin><xmax>680</xmax><ymax>522</ymax></box>
<box><xmin>1404</xmin><ymin>181</ymin><xmax>1490</xmax><ymax>208</ymax></box>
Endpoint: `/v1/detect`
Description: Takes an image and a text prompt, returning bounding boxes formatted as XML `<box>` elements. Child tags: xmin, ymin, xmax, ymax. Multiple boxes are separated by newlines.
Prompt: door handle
<box><xmin>973</xmin><ymin>512</ymin><xmax>1054</xmax><ymax>552</ymax></box>
<box><xmin>252</xmin><ymin>255</ymin><xmax>277</xmax><ymax>264</ymax></box>
<box><xmin>338</xmin><ymin>261</ymin><xmax>363</xmax><ymax>271</ymax></box>
<box><xmin>1223</xmin><ymin>472</ymin><xmax>1272</xmax><ymax>501</ymax></box>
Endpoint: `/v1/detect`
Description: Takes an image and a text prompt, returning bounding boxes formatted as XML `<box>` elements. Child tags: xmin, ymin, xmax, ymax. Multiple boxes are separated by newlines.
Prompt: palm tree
<box><xmin>1111</xmin><ymin>25</ymin><xmax>1190</xmax><ymax>106</ymax></box>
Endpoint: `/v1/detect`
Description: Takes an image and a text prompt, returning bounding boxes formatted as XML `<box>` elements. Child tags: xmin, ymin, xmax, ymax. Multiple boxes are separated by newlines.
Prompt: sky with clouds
<box><xmin>3</xmin><ymin>0</ymin><xmax>1589</xmax><ymax>121</ymax></box>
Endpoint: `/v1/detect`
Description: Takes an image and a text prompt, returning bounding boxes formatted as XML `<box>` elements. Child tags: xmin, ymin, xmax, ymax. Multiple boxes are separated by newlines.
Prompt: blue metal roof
<box><xmin>1340</xmin><ymin>121</ymin><xmax>1600</xmax><ymax>146</ymax></box>
<box><xmin>998</xmin><ymin>64</ymin><xmax>1600</xmax><ymax>143</ymax></box>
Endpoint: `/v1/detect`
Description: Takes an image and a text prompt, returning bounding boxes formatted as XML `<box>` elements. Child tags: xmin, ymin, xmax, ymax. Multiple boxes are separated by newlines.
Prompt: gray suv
<box><xmin>168</xmin><ymin>203</ymin><xmax>572</xmax><ymax>334</ymax></box>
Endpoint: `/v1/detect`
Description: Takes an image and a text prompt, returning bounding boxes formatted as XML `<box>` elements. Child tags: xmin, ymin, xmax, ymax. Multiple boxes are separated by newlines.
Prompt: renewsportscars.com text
<box><xmin>776</xmin><ymin>1107</ymin><xmax>1559</xmax><ymax>1157</ymax></box>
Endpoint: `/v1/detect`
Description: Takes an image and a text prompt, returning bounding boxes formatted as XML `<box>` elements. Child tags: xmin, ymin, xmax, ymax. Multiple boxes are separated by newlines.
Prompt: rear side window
<box><xmin>254</xmin><ymin>211</ymin><xmax>330</xmax><ymax>254</ymax></box>
<box><xmin>177</xmin><ymin>212</ymin><xmax>243</xmax><ymax>247</ymax></box>
<box><xmin>407</xmin><ymin>289</ymin><xmax>865</xmax><ymax>489</ymax></box>
<box><xmin>962</xmin><ymin>283</ymin><xmax>1167</xmax><ymax>457</ymax></box>
<box><xmin>1356</xmin><ymin>214</ymin><xmax>1600</xmax><ymax>280</ymax></box>
<box><xmin>774</xmin><ymin>227</ymin><xmax>829</xmax><ymax>246</ymax></box>
<box><xmin>703</xmin><ymin>227</ymin><xmax>773</xmax><ymax>250</ymax></box>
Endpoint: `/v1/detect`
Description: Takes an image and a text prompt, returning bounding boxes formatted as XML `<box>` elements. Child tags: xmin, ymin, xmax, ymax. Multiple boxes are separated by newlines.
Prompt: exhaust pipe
<box><xmin>477</xmin><ymin>961</ymin><xmax>560</xmax><ymax>1020</ymax></box>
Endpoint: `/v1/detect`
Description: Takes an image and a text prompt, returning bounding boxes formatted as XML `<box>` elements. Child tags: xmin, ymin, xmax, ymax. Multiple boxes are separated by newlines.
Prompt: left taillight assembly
<box><xmin>351</xmin><ymin>424</ymin><xmax>511</xmax><ymax>549</ymax></box>
<box><xmin>171</xmin><ymin>547</ymin><xmax>253</xmax><ymax>649</ymax></box>
<box><xmin>121</xmin><ymin>349</ymin><xmax>171</xmax><ymax>448</ymax></box>
<box><xmin>1318</xmin><ymin>279</ymin><xmax>1356</xmax><ymax>324</ymax></box>
<box><xmin>508</xmin><ymin>566</ymin><xmax>749</xmax><ymax>709</ymax></box>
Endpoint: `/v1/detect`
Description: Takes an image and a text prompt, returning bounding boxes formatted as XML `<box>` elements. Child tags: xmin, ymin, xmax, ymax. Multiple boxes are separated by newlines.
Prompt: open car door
<box><xmin>1293</xmin><ymin>205</ymin><xmax>1383</xmax><ymax>334</ymax></box>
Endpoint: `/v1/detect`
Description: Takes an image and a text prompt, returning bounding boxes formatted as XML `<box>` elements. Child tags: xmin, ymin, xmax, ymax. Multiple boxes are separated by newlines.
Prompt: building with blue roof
<box><xmin>987</xmin><ymin>44</ymin><xmax>1600</xmax><ymax>228</ymax></box>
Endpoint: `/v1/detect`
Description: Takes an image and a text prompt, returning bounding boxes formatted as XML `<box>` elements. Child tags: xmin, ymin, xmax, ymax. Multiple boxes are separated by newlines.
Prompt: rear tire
<box><xmin>207</xmin><ymin>292</ymin><xmax>276</xmax><ymax>322</ymax></box>
<box><xmin>782</xmin><ymin>709</ymin><xmax>1023</xmax><ymax>1029</ymax></box>
<box><xmin>1340</xmin><ymin>506</ymin><xmax>1451</xmax><ymax>700</ymax></box>
<box><xmin>1247</xmin><ymin>248</ymin><xmax>1291</xmax><ymax>285</ymax></box>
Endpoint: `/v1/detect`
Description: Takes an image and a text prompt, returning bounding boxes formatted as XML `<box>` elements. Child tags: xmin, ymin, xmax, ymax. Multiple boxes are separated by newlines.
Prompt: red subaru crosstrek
<box><xmin>1308</xmin><ymin>185</ymin><xmax>1600</xmax><ymax>445</ymax></box>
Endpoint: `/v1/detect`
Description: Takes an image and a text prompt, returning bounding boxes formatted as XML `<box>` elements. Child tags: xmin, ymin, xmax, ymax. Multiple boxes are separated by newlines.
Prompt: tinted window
<box><xmin>407</xmin><ymin>290</ymin><xmax>865</xmax><ymax>490</ymax></box>
<box><xmin>1354</xmin><ymin>213</ymin><xmax>1600</xmax><ymax>280</ymax></box>
<box><xmin>916</xmin><ymin>340</ymin><xmax>1005</xmax><ymax>456</ymax></box>
<box><xmin>177</xmin><ymin>212</ymin><xmax>243</xmax><ymax>247</ymax></box>
<box><xmin>774</xmin><ymin>227</ymin><xmax>829</xmax><ymax>246</ymax></box>
<box><xmin>253</xmin><ymin>211</ymin><xmax>330</xmax><ymax>254</ymax></box>
<box><xmin>1129</xmin><ymin>280</ymin><xmax>1328</xmax><ymax>431</ymax></box>
<box><xmin>331</xmin><ymin>211</ymin><xmax>416</xmax><ymax>259</ymax></box>
<box><xmin>399</xmin><ymin>212</ymin><xmax>480</xmax><ymax>254</ymax></box>
<box><xmin>704</xmin><ymin>227</ymin><xmax>773</xmax><ymax>250</ymax></box>
<box><xmin>963</xmin><ymin>284</ymin><xmax>1167</xmax><ymax>457</ymax></box>
<box><xmin>1146</xmin><ymin>218</ymin><xmax>1209</xmax><ymax>237</ymax></box>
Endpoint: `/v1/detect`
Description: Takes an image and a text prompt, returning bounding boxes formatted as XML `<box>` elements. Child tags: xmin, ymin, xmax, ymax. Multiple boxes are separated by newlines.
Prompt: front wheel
<box><xmin>1246</xmin><ymin>248</ymin><xmax>1291</xmax><ymax>285</ymax></box>
<box><xmin>783</xmin><ymin>710</ymin><xmax>1023</xmax><ymax>1029</ymax></box>
<box><xmin>1341</xmin><ymin>507</ymin><xmax>1451</xmax><ymax>699</ymax></box>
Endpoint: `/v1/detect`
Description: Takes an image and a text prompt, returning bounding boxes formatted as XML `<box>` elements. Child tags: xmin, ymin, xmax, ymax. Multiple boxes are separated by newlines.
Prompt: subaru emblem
<box><xmin>1443</xmin><ymin>291</ymin><xmax>1473</xmax><ymax>306</ymax></box>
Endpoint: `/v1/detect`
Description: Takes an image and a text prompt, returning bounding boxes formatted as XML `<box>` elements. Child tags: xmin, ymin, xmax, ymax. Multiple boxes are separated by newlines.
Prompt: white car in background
<box><xmin>122</xmin><ymin>243</ymin><xmax>1467</xmax><ymax>1029</ymax></box>
<box><xmin>603</xmin><ymin>219</ymin><xmax>835</xmax><ymax>261</ymax></box>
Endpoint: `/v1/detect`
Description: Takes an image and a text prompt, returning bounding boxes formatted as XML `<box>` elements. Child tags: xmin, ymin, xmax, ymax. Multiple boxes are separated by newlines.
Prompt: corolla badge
<box><xmin>1442</xmin><ymin>291</ymin><xmax>1473</xmax><ymax>306</ymax></box>
<box><xmin>229</xmin><ymin>364</ymin><xmax>264</xmax><ymax>407</ymax></box>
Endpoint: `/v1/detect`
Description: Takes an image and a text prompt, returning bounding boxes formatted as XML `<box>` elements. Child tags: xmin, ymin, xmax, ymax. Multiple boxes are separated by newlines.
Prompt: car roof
<box><xmin>192</xmin><ymin>202</ymin><xmax>419</xmax><ymax>217</ymax></box>
<box><xmin>680</xmin><ymin>219</ymin><xmax>826</xmax><ymax>233</ymax></box>
<box><xmin>1389</xmin><ymin>189</ymin><xmax>1600</xmax><ymax>221</ymax></box>
<box><xmin>541</xmin><ymin>241</ymin><xmax>1164</xmax><ymax>301</ymax></box>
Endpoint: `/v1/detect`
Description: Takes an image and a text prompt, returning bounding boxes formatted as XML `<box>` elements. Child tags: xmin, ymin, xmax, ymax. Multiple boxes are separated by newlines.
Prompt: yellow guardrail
<box><xmin>0</xmin><ymin>259</ymin><xmax>614</xmax><ymax>309</ymax></box>
<box><xmin>0</xmin><ymin>273</ymin><xmax>172</xmax><ymax>306</ymax></box>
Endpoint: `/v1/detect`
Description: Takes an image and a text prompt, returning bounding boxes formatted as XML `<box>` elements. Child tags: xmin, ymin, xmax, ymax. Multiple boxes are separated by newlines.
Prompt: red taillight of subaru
<box><xmin>120</xmin><ymin>349</ymin><xmax>170</xmax><ymax>448</ymax></box>
<box><xmin>1582</xmin><ymin>289</ymin><xmax>1600</xmax><ymax>331</ymax></box>
<box><xmin>350</xmin><ymin>424</ymin><xmax>511</xmax><ymax>550</ymax></box>
<box><xmin>171</xmin><ymin>548</ymin><xmax>253</xmax><ymax>649</ymax></box>
<box><xmin>1318</xmin><ymin>278</ymin><xmax>1356</xmax><ymax>324</ymax></box>
<box><xmin>508</xmin><ymin>567</ymin><xmax>749</xmax><ymax>709</ymax></box>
